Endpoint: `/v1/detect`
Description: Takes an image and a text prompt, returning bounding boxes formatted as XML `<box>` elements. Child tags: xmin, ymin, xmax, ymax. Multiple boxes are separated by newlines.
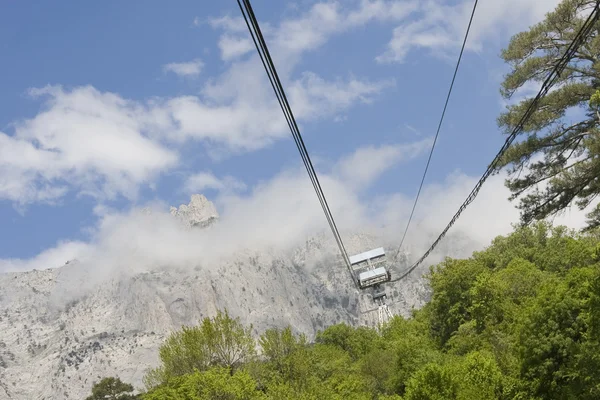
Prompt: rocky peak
<box><xmin>170</xmin><ymin>194</ymin><xmax>219</xmax><ymax>229</ymax></box>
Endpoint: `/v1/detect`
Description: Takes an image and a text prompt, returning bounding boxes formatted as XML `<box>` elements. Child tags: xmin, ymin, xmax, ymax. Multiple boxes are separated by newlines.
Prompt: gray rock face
<box><xmin>0</xmin><ymin>195</ymin><xmax>431</xmax><ymax>400</ymax></box>
<box><xmin>170</xmin><ymin>194</ymin><xmax>219</xmax><ymax>229</ymax></box>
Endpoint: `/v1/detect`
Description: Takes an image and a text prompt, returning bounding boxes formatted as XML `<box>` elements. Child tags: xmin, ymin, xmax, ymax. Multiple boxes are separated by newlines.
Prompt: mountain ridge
<box><xmin>0</xmin><ymin>195</ymin><xmax>432</xmax><ymax>400</ymax></box>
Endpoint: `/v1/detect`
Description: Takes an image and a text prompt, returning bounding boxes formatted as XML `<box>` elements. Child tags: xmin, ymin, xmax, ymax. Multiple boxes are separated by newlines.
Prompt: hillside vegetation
<box><xmin>90</xmin><ymin>222</ymin><xmax>600</xmax><ymax>399</ymax></box>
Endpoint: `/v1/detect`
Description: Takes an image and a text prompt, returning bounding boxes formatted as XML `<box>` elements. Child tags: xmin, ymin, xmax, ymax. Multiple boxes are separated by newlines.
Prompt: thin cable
<box><xmin>237</xmin><ymin>0</ymin><xmax>355</xmax><ymax>283</ymax></box>
<box><xmin>393</xmin><ymin>0</ymin><xmax>479</xmax><ymax>262</ymax></box>
<box><xmin>392</xmin><ymin>0</ymin><xmax>600</xmax><ymax>281</ymax></box>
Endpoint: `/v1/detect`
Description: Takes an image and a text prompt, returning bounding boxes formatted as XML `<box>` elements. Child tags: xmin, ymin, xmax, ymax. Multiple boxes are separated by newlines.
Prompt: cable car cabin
<box><xmin>350</xmin><ymin>247</ymin><xmax>391</xmax><ymax>289</ymax></box>
<box><xmin>358</xmin><ymin>267</ymin><xmax>391</xmax><ymax>288</ymax></box>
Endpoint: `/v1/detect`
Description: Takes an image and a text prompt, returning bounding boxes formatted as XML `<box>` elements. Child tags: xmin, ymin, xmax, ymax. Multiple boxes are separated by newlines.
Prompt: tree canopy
<box><xmin>497</xmin><ymin>0</ymin><xmax>600</xmax><ymax>229</ymax></box>
<box><xmin>87</xmin><ymin>221</ymin><xmax>600</xmax><ymax>400</ymax></box>
<box><xmin>144</xmin><ymin>309</ymin><xmax>256</xmax><ymax>389</ymax></box>
<box><xmin>86</xmin><ymin>377</ymin><xmax>139</xmax><ymax>400</ymax></box>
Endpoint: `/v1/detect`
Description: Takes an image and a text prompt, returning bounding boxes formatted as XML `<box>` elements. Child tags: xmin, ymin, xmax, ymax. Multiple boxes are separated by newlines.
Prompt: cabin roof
<box><xmin>349</xmin><ymin>247</ymin><xmax>385</xmax><ymax>265</ymax></box>
<box><xmin>358</xmin><ymin>266</ymin><xmax>388</xmax><ymax>282</ymax></box>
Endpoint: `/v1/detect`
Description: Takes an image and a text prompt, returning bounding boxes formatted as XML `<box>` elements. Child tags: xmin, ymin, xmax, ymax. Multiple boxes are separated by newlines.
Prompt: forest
<box><xmin>87</xmin><ymin>222</ymin><xmax>600</xmax><ymax>400</ymax></box>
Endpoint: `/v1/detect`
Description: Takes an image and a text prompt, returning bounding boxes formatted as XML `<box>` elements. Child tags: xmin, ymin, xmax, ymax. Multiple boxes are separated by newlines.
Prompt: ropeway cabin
<box><xmin>349</xmin><ymin>247</ymin><xmax>391</xmax><ymax>289</ymax></box>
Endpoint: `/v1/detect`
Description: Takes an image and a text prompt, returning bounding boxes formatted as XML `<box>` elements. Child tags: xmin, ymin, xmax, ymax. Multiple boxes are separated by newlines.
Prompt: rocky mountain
<box><xmin>0</xmin><ymin>195</ymin><xmax>431</xmax><ymax>400</ymax></box>
<box><xmin>169</xmin><ymin>194</ymin><xmax>219</xmax><ymax>229</ymax></box>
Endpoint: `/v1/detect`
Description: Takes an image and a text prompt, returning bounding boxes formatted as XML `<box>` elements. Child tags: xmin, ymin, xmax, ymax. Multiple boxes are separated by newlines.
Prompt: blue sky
<box><xmin>2</xmin><ymin>0</ymin><xmax>584</xmax><ymax>272</ymax></box>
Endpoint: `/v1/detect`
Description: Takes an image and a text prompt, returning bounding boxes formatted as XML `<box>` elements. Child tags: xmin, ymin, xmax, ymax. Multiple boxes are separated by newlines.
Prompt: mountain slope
<box><xmin>0</xmin><ymin>195</ymin><xmax>430</xmax><ymax>400</ymax></box>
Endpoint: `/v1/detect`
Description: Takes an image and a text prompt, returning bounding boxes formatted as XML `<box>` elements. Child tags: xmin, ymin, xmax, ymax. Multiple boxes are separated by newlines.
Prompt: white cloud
<box><xmin>404</xmin><ymin>124</ymin><xmax>421</xmax><ymax>135</ymax></box>
<box><xmin>0</xmin><ymin>240</ymin><xmax>90</xmax><ymax>273</ymax></box>
<box><xmin>155</xmin><ymin>1</ymin><xmax>408</xmax><ymax>155</ymax></box>
<box><xmin>218</xmin><ymin>35</ymin><xmax>255</xmax><ymax>61</ymax></box>
<box><xmin>163</xmin><ymin>59</ymin><xmax>204</xmax><ymax>77</ymax></box>
<box><xmin>373</xmin><ymin>170</ymin><xmax>593</xmax><ymax>264</ymax></box>
<box><xmin>1</xmin><ymin>65</ymin><xmax>392</xmax><ymax>205</ymax></box>
<box><xmin>334</xmin><ymin>139</ymin><xmax>433</xmax><ymax>188</ymax></box>
<box><xmin>288</xmin><ymin>72</ymin><xmax>395</xmax><ymax>118</ymax></box>
<box><xmin>162</xmin><ymin>60</ymin><xmax>392</xmax><ymax>154</ymax></box>
<box><xmin>378</xmin><ymin>0</ymin><xmax>562</xmax><ymax>63</ymax></box>
<box><xmin>208</xmin><ymin>16</ymin><xmax>250</xmax><ymax>34</ymax></box>
<box><xmin>184</xmin><ymin>172</ymin><xmax>246</xmax><ymax>194</ymax></box>
<box><xmin>0</xmin><ymin>86</ymin><xmax>178</xmax><ymax>204</ymax></box>
<box><xmin>270</xmin><ymin>0</ymin><xmax>418</xmax><ymax>57</ymax></box>
<box><xmin>208</xmin><ymin>1</ymin><xmax>417</xmax><ymax>64</ymax></box>
<box><xmin>2</xmin><ymin>143</ymin><xmax>593</xmax><ymax>277</ymax></box>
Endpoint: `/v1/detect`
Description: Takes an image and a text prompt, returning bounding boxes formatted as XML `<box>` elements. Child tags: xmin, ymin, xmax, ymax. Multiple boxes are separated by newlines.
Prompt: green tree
<box><xmin>381</xmin><ymin>316</ymin><xmax>442</xmax><ymax>395</ymax></box>
<box><xmin>404</xmin><ymin>363</ymin><xmax>459</xmax><ymax>400</ymax></box>
<box><xmin>255</xmin><ymin>326</ymin><xmax>311</xmax><ymax>391</ymax></box>
<box><xmin>203</xmin><ymin>310</ymin><xmax>256</xmax><ymax>373</ymax></box>
<box><xmin>457</xmin><ymin>351</ymin><xmax>504</xmax><ymax>400</ymax></box>
<box><xmin>145</xmin><ymin>310</ymin><xmax>256</xmax><ymax>389</ymax></box>
<box><xmin>497</xmin><ymin>0</ymin><xmax>600</xmax><ymax>229</ymax></box>
<box><xmin>426</xmin><ymin>258</ymin><xmax>487</xmax><ymax>346</ymax></box>
<box><xmin>86</xmin><ymin>377</ymin><xmax>138</xmax><ymax>400</ymax></box>
<box><xmin>308</xmin><ymin>343</ymin><xmax>371</xmax><ymax>399</ymax></box>
<box><xmin>359</xmin><ymin>347</ymin><xmax>396</xmax><ymax>394</ymax></box>
<box><xmin>142</xmin><ymin>367</ymin><xmax>264</xmax><ymax>400</ymax></box>
<box><xmin>574</xmin><ymin>269</ymin><xmax>600</xmax><ymax>399</ymax></box>
<box><xmin>259</xmin><ymin>326</ymin><xmax>306</xmax><ymax>369</ymax></box>
<box><xmin>316</xmin><ymin>323</ymin><xmax>382</xmax><ymax>360</ymax></box>
<box><xmin>518</xmin><ymin>267</ymin><xmax>597</xmax><ymax>398</ymax></box>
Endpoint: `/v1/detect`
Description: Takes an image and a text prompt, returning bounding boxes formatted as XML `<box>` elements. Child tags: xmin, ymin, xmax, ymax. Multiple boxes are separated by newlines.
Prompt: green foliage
<box><xmin>124</xmin><ymin>223</ymin><xmax>600</xmax><ymax>400</ymax></box>
<box><xmin>496</xmin><ymin>0</ymin><xmax>600</xmax><ymax>229</ymax></box>
<box><xmin>259</xmin><ymin>326</ymin><xmax>306</xmax><ymax>369</ymax></box>
<box><xmin>142</xmin><ymin>368</ymin><xmax>265</xmax><ymax>400</ymax></box>
<box><xmin>458</xmin><ymin>351</ymin><xmax>504</xmax><ymax>400</ymax></box>
<box><xmin>86</xmin><ymin>377</ymin><xmax>138</xmax><ymax>400</ymax></box>
<box><xmin>589</xmin><ymin>89</ymin><xmax>600</xmax><ymax>109</ymax></box>
<box><xmin>518</xmin><ymin>267</ymin><xmax>597</xmax><ymax>398</ymax></box>
<box><xmin>145</xmin><ymin>310</ymin><xmax>255</xmax><ymax>389</ymax></box>
<box><xmin>379</xmin><ymin>315</ymin><xmax>442</xmax><ymax>395</ymax></box>
<box><xmin>404</xmin><ymin>363</ymin><xmax>459</xmax><ymax>400</ymax></box>
<box><xmin>427</xmin><ymin>258</ymin><xmax>487</xmax><ymax>346</ymax></box>
<box><xmin>426</xmin><ymin>223</ymin><xmax>600</xmax><ymax>399</ymax></box>
<box><xmin>315</xmin><ymin>323</ymin><xmax>382</xmax><ymax>360</ymax></box>
<box><xmin>254</xmin><ymin>326</ymin><xmax>312</xmax><ymax>391</ymax></box>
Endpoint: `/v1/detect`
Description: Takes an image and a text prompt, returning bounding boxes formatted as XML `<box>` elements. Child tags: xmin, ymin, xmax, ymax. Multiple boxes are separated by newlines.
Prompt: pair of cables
<box><xmin>237</xmin><ymin>0</ymin><xmax>355</xmax><ymax>285</ymax></box>
<box><xmin>392</xmin><ymin>0</ymin><xmax>600</xmax><ymax>280</ymax></box>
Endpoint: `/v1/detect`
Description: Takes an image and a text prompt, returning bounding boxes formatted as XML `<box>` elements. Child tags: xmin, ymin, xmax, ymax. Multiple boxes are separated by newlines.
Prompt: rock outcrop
<box><xmin>169</xmin><ymin>194</ymin><xmax>219</xmax><ymax>229</ymax></box>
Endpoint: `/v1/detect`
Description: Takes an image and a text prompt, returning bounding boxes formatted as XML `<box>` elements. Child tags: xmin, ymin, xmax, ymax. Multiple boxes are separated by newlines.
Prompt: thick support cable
<box><xmin>240</xmin><ymin>0</ymin><xmax>349</xmax><ymax>268</ymax></box>
<box><xmin>237</xmin><ymin>0</ymin><xmax>355</xmax><ymax>284</ymax></box>
<box><xmin>238</xmin><ymin>0</ymin><xmax>349</xmax><ymax>270</ymax></box>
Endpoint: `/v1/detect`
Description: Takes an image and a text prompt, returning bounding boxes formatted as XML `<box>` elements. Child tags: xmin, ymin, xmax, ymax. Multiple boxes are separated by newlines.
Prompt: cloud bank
<box><xmin>1</xmin><ymin>142</ymin><xmax>591</xmax><ymax>277</ymax></box>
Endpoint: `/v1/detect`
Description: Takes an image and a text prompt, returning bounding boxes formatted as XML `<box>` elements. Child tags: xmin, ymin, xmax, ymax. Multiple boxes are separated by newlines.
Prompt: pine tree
<box><xmin>497</xmin><ymin>0</ymin><xmax>600</xmax><ymax>229</ymax></box>
<box><xmin>85</xmin><ymin>377</ymin><xmax>138</xmax><ymax>400</ymax></box>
